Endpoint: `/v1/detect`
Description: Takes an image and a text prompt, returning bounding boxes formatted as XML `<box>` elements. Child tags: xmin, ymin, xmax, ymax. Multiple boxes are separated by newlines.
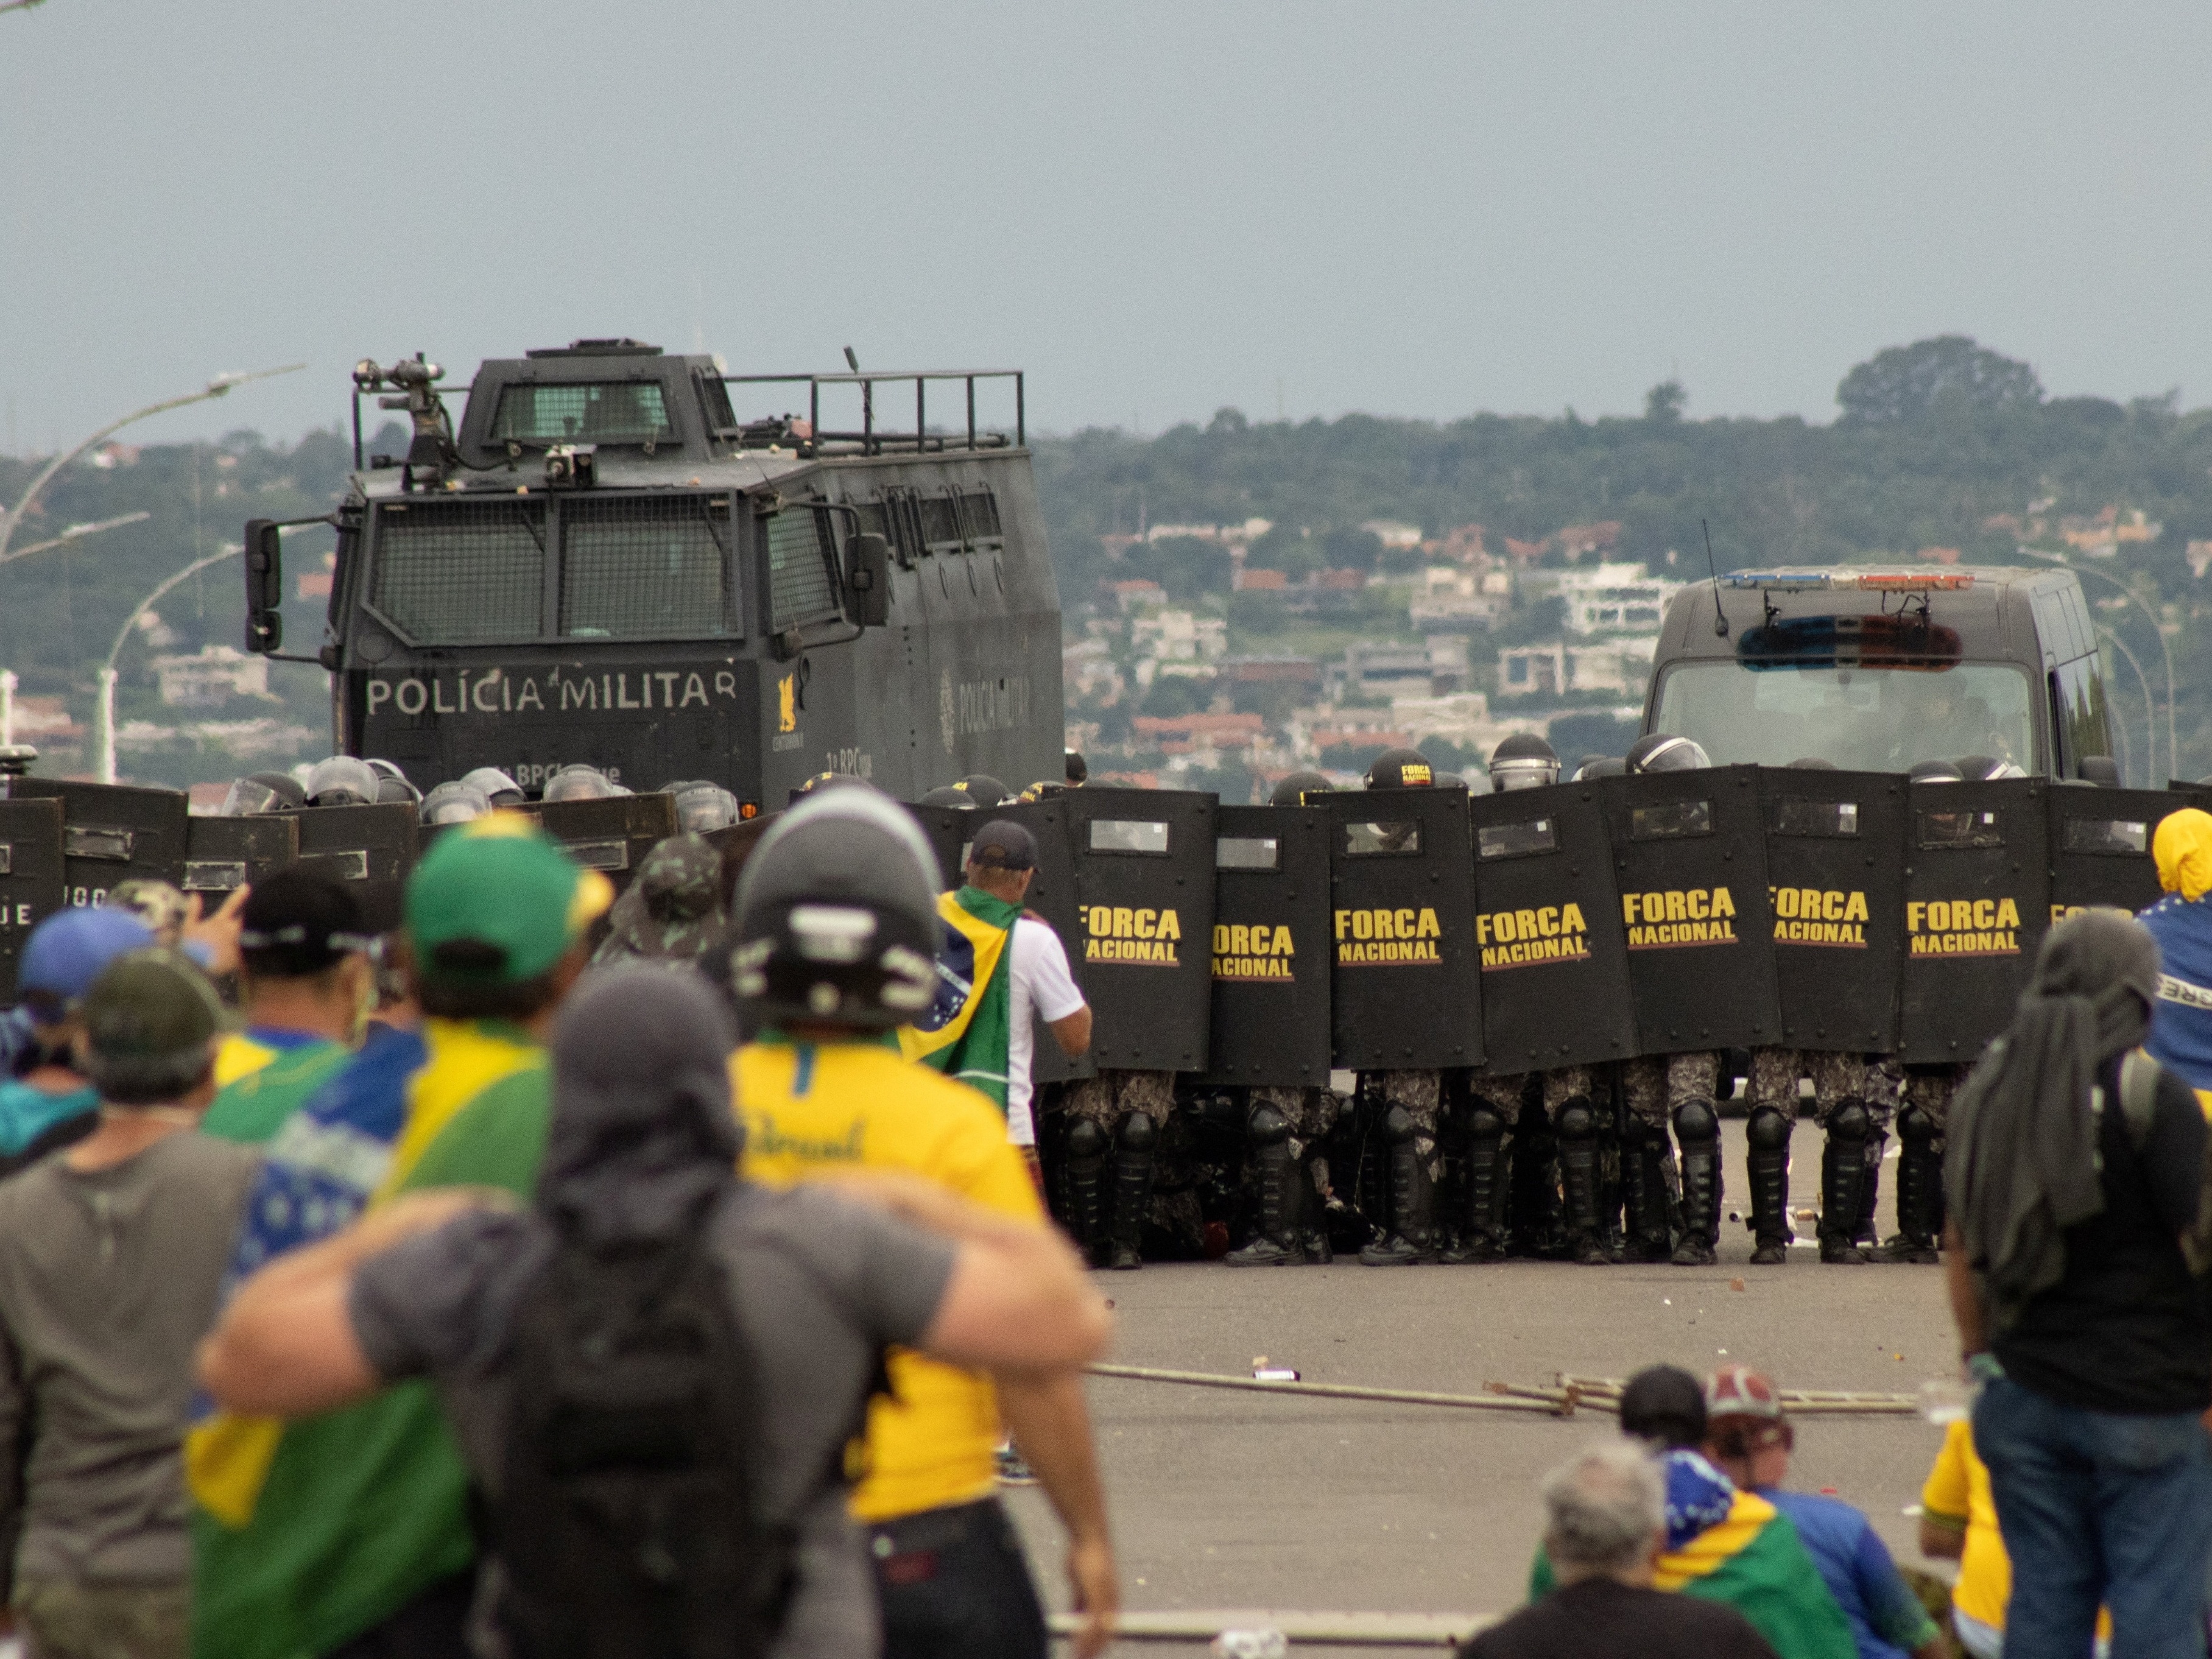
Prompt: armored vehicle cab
<box><xmin>244</xmin><ymin>341</ymin><xmax>1062</xmax><ymax>806</ymax></box>
<box><xmin>1643</xmin><ymin>567</ymin><xmax>2115</xmax><ymax>781</ymax></box>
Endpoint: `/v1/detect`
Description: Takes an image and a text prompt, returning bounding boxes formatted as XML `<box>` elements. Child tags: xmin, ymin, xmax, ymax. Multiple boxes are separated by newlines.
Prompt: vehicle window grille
<box><xmin>372</xmin><ymin>500</ymin><xmax>546</xmax><ymax>644</ymax></box>
<box><xmin>489</xmin><ymin>382</ymin><xmax>673</xmax><ymax>446</ymax></box>
<box><xmin>766</xmin><ymin>507</ymin><xmax>840</xmax><ymax>629</ymax></box>
<box><xmin>696</xmin><ymin>372</ymin><xmax>738</xmax><ymax>434</ymax></box>
<box><xmin>919</xmin><ymin>493</ymin><xmax>963</xmax><ymax>549</ymax></box>
<box><xmin>560</xmin><ymin>496</ymin><xmax>736</xmax><ymax>639</ymax></box>
<box><xmin>875</xmin><ymin>490</ymin><xmax>926</xmax><ymax>563</ymax></box>
<box><xmin>854</xmin><ymin>501</ymin><xmax>889</xmax><ymax>540</ymax></box>
<box><xmin>958</xmin><ymin>488</ymin><xmax>1002</xmax><ymax>540</ymax></box>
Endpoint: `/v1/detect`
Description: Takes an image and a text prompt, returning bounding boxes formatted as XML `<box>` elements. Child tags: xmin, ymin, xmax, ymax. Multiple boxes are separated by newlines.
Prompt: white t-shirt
<box><xmin>1006</xmin><ymin>914</ymin><xmax>1086</xmax><ymax>1146</ymax></box>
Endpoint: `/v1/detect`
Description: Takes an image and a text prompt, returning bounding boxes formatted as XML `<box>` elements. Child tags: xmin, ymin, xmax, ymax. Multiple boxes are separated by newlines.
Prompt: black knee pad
<box><xmin>1065</xmin><ymin>1118</ymin><xmax>1108</xmax><ymax>1160</ymax></box>
<box><xmin>1828</xmin><ymin>1101</ymin><xmax>1870</xmax><ymax>1144</ymax></box>
<box><xmin>1897</xmin><ymin>1104</ymin><xmax>1936</xmax><ymax>1146</ymax></box>
<box><xmin>1672</xmin><ymin>1099</ymin><xmax>1719</xmax><ymax>1147</ymax></box>
<box><xmin>1246</xmin><ymin>1102</ymin><xmax>1291</xmax><ymax>1146</ymax></box>
<box><xmin>1466</xmin><ymin>1105</ymin><xmax>1505</xmax><ymax>1144</ymax></box>
<box><xmin>1745</xmin><ymin>1106</ymin><xmax>1791</xmax><ymax>1152</ymax></box>
<box><xmin>1556</xmin><ymin>1102</ymin><xmax>1596</xmax><ymax>1142</ymax></box>
<box><xmin>1117</xmin><ymin>1112</ymin><xmax>1158</xmax><ymax>1154</ymax></box>
<box><xmin>1382</xmin><ymin>1104</ymin><xmax>1416</xmax><ymax>1144</ymax></box>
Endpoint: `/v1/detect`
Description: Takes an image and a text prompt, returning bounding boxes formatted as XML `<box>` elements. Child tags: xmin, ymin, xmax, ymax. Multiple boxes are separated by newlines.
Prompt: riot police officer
<box><xmin>1459</xmin><ymin>733</ymin><xmax>1611</xmax><ymax>1264</ymax></box>
<box><xmin>1062</xmin><ymin>1069</ymin><xmax>1184</xmax><ymax>1270</ymax></box>
<box><xmin>1353</xmin><ymin>747</ymin><xmax>1448</xmax><ymax>1266</ymax></box>
<box><xmin>1740</xmin><ymin>1049</ymin><xmax>1895</xmax><ymax>1265</ymax></box>
<box><xmin>1615</xmin><ymin>733</ymin><xmax>1727</xmax><ymax>1266</ymax></box>
<box><xmin>1225</xmin><ymin>770</ymin><xmax>1341</xmax><ymax>1267</ymax></box>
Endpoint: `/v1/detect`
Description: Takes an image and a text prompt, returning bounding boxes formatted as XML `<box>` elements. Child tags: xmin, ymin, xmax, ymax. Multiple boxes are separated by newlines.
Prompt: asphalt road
<box><xmin>1005</xmin><ymin>1116</ymin><xmax>1959</xmax><ymax>1652</ymax></box>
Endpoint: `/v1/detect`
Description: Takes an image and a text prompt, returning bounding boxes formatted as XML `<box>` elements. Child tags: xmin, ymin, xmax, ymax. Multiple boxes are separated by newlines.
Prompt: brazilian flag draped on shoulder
<box><xmin>898</xmin><ymin>886</ymin><xmax>1021</xmax><ymax>1110</ymax></box>
<box><xmin>1528</xmin><ymin>1450</ymin><xmax>1854</xmax><ymax>1659</ymax></box>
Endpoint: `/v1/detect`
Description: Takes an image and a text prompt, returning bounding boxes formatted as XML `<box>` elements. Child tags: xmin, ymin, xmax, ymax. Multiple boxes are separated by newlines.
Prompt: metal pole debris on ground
<box><xmin>1083</xmin><ymin>1364</ymin><xmax>1923</xmax><ymax>1417</ymax></box>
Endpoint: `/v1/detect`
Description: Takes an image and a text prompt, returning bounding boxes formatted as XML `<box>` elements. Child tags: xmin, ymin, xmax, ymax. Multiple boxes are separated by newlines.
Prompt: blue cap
<box><xmin>19</xmin><ymin>908</ymin><xmax>157</xmax><ymax>1005</ymax></box>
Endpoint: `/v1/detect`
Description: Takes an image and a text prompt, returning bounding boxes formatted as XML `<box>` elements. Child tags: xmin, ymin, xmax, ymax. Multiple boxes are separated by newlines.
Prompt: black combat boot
<box><xmin>1818</xmin><ymin>1102</ymin><xmax>1870</xmax><ymax>1264</ymax></box>
<box><xmin>1104</xmin><ymin>1112</ymin><xmax>1158</xmax><ymax>1271</ymax></box>
<box><xmin>1745</xmin><ymin>1106</ymin><xmax>1793</xmax><ymax>1266</ymax></box>
<box><xmin>1857</xmin><ymin>1130</ymin><xmax>1886</xmax><ymax>1252</ymax></box>
<box><xmin>1439</xmin><ymin>1104</ymin><xmax>1509</xmax><ymax>1262</ymax></box>
<box><xmin>1058</xmin><ymin>1117</ymin><xmax>1109</xmax><ymax>1266</ymax></box>
<box><xmin>1555</xmin><ymin>1099</ymin><xmax>1608</xmax><ymax>1266</ymax></box>
<box><xmin>1670</xmin><ymin>1099</ymin><xmax>1721</xmax><ymax>1267</ymax></box>
<box><xmin>1225</xmin><ymin>1104</ymin><xmax>1300</xmax><ymax>1267</ymax></box>
<box><xmin>1620</xmin><ymin>1119</ymin><xmax>1675</xmax><ymax>1263</ymax></box>
<box><xmin>1359</xmin><ymin>1105</ymin><xmax>1431</xmax><ymax>1264</ymax></box>
<box><xmin>1878</xmin><ymin>1105</ymin><xmax>1942</xmax><ymax>1263</ymax></box>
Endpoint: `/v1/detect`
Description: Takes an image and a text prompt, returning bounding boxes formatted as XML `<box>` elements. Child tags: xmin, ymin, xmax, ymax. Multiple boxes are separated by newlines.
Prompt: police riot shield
<box><xmin>903</xmin><ymin>805</ymin><xmax>975</xmax><ymax>891</ymax></box>
<box><xmin>1198</xmin><ymin>804</ymin><xmax>1331</xmax><ymax>1088</ymax></box>
<box><xmin>1898</xmin><ymin>778</ymin><xmax>2049</xmax><ymax>1064</ymax></box>
<box><xmin>1469</xmin><ymin>783</ymin><xmax>1634</xmax><ymax>1073</ymax></box>
<box><xmin>1758</xmin><ymin>769</ymin><xmax>1907</xmax><ymax>1054</ymax></box>
<box><xmin>2046</xmin><ymin>786</ymin><xmax>2173</xmax><ymax>921</ymax></box>
<box><xmin>11</xmin><ymin>780</ymin><xmax>188</xmax><ymax>909</ymax></box>
<box><xmin>1059</xmin><ymin>787</ymin><xmax>1216</xmax><ymax>1073</ymax></box>
<box><xmin>1598</xmin><ymin>765</ymin><xmax>1780</xmax><ymax>1055</ymax></box>
<box><xmin>699</xmin><ymin>810</ymin><xmax>775</xmax><ymax>883</ymax></box>
<box><xmin>295</xmin><ymin>803</ymin><xmax>420</xmax><ymax>934</ymax></box>
<box><xmin>1325</xmin><ymin>785</ymin><xmax>1482</xmax><ymax>1072</ymax></box>
<box><xmin>183</xmin><ymin>814</ymin><xmax>298</xmax><ymax>906</ymax></box>
<box><xmin>524</xmin><ymin>792</ymin><xmax>680</xmax><ymax>896</ymax></box>
<box><xmin>0</xmin><ymin>797</ymin><xmax>65</xmax><ymax>1002</ymax></box>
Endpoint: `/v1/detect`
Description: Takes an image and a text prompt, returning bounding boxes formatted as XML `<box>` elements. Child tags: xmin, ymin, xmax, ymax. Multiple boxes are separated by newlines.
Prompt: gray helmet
<box><xmin>918</xmin><ymin>784</ymin><xmax>977</xmax><ymax>809</ymax></box>
<box><xmin>459</xmin><ymin>766</ymin><xmax>526</xmax><ymax>807</ymax></box>
<box><xmin>543</xmin><ymin>764</ymin><xmax>619</xmax><ymax>803</ymax></box>
<box><xmin>420</xmin><ymin>780</ymin><xmax>493</xmax><ymax>825</ymax></box>
<box><xmin>670</xmin><ymin>780</ymin><xmax>742</xmax><ymax>833</ymax></box>
<box><xmin>733</xmin><ymin>790</ymin><xmax>942</xmax><ymax>1030</ymax></box>
<box><xmin>306</xmin><ymin>755</ymin><xmax>381</xmax><ymax>808</ymax></box>
<box><xmin>958</xmin><ymin>773</ymin><xmax>1012</xmax><ymax>807</ymax></box>
<box><xmin>221</xmin><ymin>771</ymin><xmax>305</xmax><ymax>816</ymax></box>
<box><xmin>1489</xmin><ymin>732</ymin><xmax>1560</xmax><ymax>792</ymax></box>
<box><xmin>1909</xmin><ymin>759</ymin><xmax>1966</xmax><ymax>784</ymax></box>
<box><xmin>1573</xmin><ymin>756</ymin><xmax>1627</xmax><ymax>781</ymax></box>
<box><xmin>1624</xmin><ymin>734</ymin><xmax>1711</xmax><ymax>775</ymax></box>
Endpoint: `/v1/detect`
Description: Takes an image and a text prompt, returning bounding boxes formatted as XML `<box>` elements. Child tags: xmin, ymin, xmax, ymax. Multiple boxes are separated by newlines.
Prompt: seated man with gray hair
<box><xmin>1464</xmin><ymin>1440</ymin><xmax>1779</xmax><ymax>1659</ymax></box>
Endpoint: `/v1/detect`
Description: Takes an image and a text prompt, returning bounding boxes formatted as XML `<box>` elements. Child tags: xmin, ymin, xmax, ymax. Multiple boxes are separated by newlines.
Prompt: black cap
<box><xmin>967</xmin><ymin>819</ymin><xmax>1038</xmax><ymax>872</ymax></box>
<box><xmin>1065</xmin><ymin>748</ymin><xmax>1088</xmax><ymax>784</ymax></box>
<box><xmin>239</xmin><ymin>867</ymin><xmax>372</xmax><ymax>977</ymax></box>
<box><xmin>1618</xmin><ymin>1364</ymin><xmax>1707</xmax><ymax>1449</ymax></box>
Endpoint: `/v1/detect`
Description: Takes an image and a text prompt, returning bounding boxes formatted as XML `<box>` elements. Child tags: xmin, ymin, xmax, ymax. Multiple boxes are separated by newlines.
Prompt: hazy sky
<box><xmin>6</xmin><ymin>2</ymin><xmax>2211</xmax><ymax>451</ymax></box>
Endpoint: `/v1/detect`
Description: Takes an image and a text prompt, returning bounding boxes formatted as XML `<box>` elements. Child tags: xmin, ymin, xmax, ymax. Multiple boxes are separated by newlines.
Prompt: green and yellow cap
<box><xmin>406</xmin><ymin>812</ymin><xmax>614</xmax><ymax>987</ymax></box>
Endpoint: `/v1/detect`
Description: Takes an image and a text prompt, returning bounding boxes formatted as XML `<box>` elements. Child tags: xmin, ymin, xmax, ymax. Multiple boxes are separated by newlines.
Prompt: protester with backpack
<box><xmin>1943</xmin><ymin>908</ymin><xmax>2212</xmax><ymax>1659</ymax></box>
<box><xmin>733</xmin><ymin>791</ymin><xmax>1117</xmax><ymax>1659</ymax></box>
<box><xmin>198</xmin><ymin>963</ymin><xmax>1112</xmax><ymax>1659</ymax></box>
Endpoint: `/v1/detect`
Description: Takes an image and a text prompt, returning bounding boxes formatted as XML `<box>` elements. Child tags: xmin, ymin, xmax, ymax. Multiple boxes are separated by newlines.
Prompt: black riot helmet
<box><xmin>1909</xmin><ymin>759</ymin><xmax>1966</xmax><ymax>784</ymax></box>
<box><xmin>1573</xmin><ymin>756</ymin><xmax>1627</xmax><ymax>781</ymax></box>
<box><xmin>731</xmin><ymin>790</ymin><xmax>942</xmax><ymax>1031</ymax></box>
<box><xmin>1956</xmin><ymin>754</ymin><xmax>2027</xmax><ymax>781</ymax></box>
<box><xmin>1364</xmin><ymin>747</ymin><xmax>1435</xmax><ymax>791</ymax></box>
<box><xmin>958</xmin><ymin>774</ymin><xmax>1012</xmax><ymax>807</ymax></box>
<box><xmin>1270</xmin><ymin>770</ymin><xmax>1333</xmax><ymax>807</ymax></box>
<box><xmin>917</xmin><ymin>784</ymin><xmax>977</xmax><ymax>810</ymax></box>
<box><xmin>1489</xmin><ymin>732</ymin><xmax>1560</xmax><ymax>793</ymax></box>
<box><xmin>1624</xmin><ymin>734</ymin><xmax>1711</xmax><ymax>775</ymax></box>
<box><xmin>787</xmin><ymin>770</ymin><xmax>870</xmax><ymax>807</ymax></box>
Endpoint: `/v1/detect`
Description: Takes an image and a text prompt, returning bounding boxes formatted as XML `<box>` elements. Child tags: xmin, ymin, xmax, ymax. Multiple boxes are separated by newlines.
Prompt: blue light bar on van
<box><xmin>1725</xmin><ymin>571</ymin><xmax>1974</xmax><ymax>593</ymax></box>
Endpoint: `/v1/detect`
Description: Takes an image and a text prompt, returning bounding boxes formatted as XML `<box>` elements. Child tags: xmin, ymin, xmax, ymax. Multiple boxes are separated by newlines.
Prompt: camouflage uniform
<box><xmin>1351</xmin><ymin>1069</ymin><xmax>1444</xmax><ymax>1264</ymax></box>
<box><xmin>1742</xmin><ymin>1048</ymin><xmax>1898</xmax><ymax>1264</ymax></box>
<box><xmin>1618</xmin><ymin>1050</ymin><xmax>1724</xmax><ymax>1264</ymax></box>
<box><xmin>1250</xmin><ymin>1084</ymin><xmax>1341</xmax><ymax>1202</ymax></box>
<box><xmin>1222</xmin><ymin>1083</ymin><xmax>1342</xmax><ymax>1267</ymax></box>
<box><xmin>591</xmin><ymin>833</ymin><xmax>727</xmax><ymax>965</ymax></box>
<box><xmin>1064</xmin><ymin>1069</ymin><xmax>1181</xmax><ymax>1268</ymax></box>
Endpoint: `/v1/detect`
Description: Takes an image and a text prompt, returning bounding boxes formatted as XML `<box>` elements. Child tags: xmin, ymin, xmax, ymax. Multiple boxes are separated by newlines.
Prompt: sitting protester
<box><xmin>0</xmin><ymin>907</ymin><xmax>155</xmax><ymax>1175</ymax></box>
<box><xmin>1702</xmin><ymin>1365</ymin><xmax>1941</xmax><ymax>1659</ymax></box>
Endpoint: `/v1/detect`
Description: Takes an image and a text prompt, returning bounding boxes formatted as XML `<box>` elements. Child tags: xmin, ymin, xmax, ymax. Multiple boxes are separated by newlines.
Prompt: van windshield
<box><xmin>1650</xmin><ymin>661</ymin><xmax>2037</xmax><ymax>773</ymax></box>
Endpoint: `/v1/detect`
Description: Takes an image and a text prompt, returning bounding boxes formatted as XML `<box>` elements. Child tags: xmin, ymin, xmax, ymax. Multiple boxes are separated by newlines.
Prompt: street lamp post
<box><xmin>95</xmin><ymin>546</ymin><xmax>240</xmax><ymax>785</ymax></box>
<box><xmin>0</xmin><ymin>365</ymin><xmax>304</xmax><ymax>569</ymax></box>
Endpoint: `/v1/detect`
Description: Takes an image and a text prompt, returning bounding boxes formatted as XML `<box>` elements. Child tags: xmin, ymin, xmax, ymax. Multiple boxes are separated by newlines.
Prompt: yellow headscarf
<box><xmin>2154</xmin><ymin>808</ymin><xmax>2212</xmax><ymax>903</ymax></box>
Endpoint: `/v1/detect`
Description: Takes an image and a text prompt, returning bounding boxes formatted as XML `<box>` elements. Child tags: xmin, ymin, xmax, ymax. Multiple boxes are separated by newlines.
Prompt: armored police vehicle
<box><xmin>1641</xmin><ymin>566</ymin><xmax>2115</xmax><ymax>780</ymax></box>
<box><xmin>242</xmin><ymin>340</ymin><xmax>1063</xmax><ymax>806</ymax></box>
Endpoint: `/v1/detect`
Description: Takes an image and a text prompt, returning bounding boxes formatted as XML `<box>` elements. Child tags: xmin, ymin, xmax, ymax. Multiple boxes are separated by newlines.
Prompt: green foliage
<box><xmin>1835</xmin><ymin>336</ymin><xmax>2043</xmax><ymax>426</ymax></box>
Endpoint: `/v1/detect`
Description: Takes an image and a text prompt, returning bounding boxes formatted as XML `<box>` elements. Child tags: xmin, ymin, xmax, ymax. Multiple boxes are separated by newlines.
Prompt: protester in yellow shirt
<box><xmin>730</xmin><ymin>789</ymin><xmax>1118</xmax><ymax>1659</ymax></box>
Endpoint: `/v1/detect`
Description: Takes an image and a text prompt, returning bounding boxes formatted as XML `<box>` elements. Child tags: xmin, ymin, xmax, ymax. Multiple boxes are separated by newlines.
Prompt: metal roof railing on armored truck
<box><xmin>721</xmin><ymin>370</ymin><xmax>1024</xmax><ymax>457</ymax></box>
